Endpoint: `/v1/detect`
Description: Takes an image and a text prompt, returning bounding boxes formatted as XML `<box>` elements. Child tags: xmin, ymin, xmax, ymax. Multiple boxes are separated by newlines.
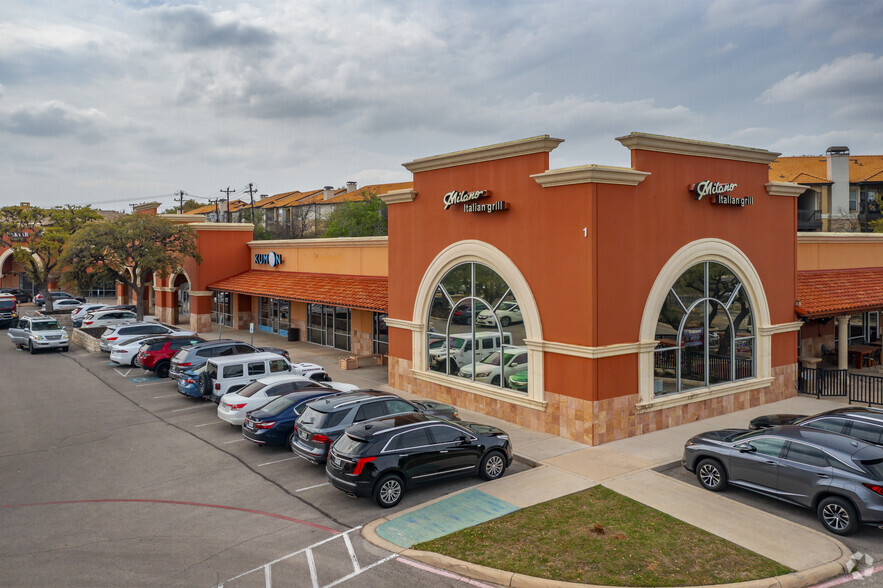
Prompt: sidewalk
<box><xmin>189</xmin><ymin>326</ymin><xmax>856</xmax><ymax>587</ymax></box>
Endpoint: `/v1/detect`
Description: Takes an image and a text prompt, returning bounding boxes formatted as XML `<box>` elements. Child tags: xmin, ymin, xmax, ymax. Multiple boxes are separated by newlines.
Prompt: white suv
<box><xmin>81</xmin><ymin>309</ymin><xmax>141</xmax><ymax>329</ymax></box>
<box><xmin>7</xmin><ymin>316</ymin><xmax>70</xmax><ymax>353</ymax></box>
<box><xmin>458</xmin><ymin>346</ymin><xmax>528</xmax><ymax>386</ymax></box>
<box><xmin>428</xmin><ymin>331</ymin><xmax>512</xmax><ymax>373</ymax></box>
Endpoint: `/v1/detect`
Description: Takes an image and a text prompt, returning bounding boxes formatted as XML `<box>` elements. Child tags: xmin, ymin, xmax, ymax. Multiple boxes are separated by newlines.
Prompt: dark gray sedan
<box><xmin>682</xmin><ymin>425</ymin><xmax>883</xmax><ymax>535</ymax></box>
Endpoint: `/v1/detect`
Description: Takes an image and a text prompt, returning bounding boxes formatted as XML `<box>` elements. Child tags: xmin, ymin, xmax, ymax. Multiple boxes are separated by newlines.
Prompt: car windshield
<box><xmin>237</xmin><ymin>382</ymin><xmax>268</xmax><ymax>398</ymax></box>
<box><xmin>0</xmin><ymin>300</ymin><xmax>14</xmax><ymax>310</ymax></box>
<box><xmin>428</xmin><ymin>338</ymin><xmax>445</xmax><ymax>350</ymax></box>
<box><xmin>32</xmin><ymin>321</ymin><xmax>61</xmax><ymax>331</ymax></box>
<box><xmin>260</xmin><ymin>395</ymin><xmax>298</xmax><ymax>414</ymax></box>
<box><xmin>447</xmin><ymin>337</ymin><xmax>467</xmax><ymax>349</ymax></box>
<box><xmin>333</xmin><ymin>434</ymin><xmax>369</xmax><ymax>456</ymax></box>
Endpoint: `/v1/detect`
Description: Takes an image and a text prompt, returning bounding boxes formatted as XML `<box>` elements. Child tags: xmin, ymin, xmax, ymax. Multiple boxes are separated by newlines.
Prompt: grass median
<box><xmin>412</xmin><ymin>485</ymin><xmax>792</xmax><ymax>587</ymax></box>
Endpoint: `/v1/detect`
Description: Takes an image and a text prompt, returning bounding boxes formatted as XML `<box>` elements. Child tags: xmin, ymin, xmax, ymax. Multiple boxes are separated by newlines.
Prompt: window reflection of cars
<box><xmin>458</xmin><ymin>347</ymin><xmax>528</xmax><ymax>386</ymax></box>
<box><xmin>507</xmin><ymin>371</ymin><xmax>528</xmax><ymax>392</ymax></box>
<box><xmin>428</xmin><ymin>331</ymin><xmax>512</xmax><ymax>373</ymax></box>
<box><xmin>450</xmin><ymin>301</ymin><xmax>473</xmax><ymax>325</ymax></box>
<box><xmin>476</xmin><ymin>302</ymin><xmax>522</xmax><ymax>327</ymax></box>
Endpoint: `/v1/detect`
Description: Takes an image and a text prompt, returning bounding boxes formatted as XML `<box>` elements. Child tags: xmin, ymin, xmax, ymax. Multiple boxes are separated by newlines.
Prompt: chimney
<box><xmin>826</xmin><ymin>146</ymin><xmax>850</xmax><ymax>217</ymax></box>
<box><xmin>133</xmin><ymin>201</ymin><xmax>161</xmax><ymax>216</ymax></box>
<box><xmin>323</xmin><ymin>186</ymin><xmax>335</xmax><ymax>200</ymax></box>
<box><xmin>346</xmin><ymin>181</ymin><xmax>357</xmax><ymax>193</ymax></box>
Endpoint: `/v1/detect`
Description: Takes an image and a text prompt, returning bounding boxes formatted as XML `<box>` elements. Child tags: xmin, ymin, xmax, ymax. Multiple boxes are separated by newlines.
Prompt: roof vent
<box><xmin>826</xmin><ymin>146</ymin><xmax>850</xmax><ymax>155</ymax></box>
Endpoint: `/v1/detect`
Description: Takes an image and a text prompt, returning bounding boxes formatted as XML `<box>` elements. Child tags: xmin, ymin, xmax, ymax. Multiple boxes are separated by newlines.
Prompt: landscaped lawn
<box><xmin>413</xmin><ymin>486</ymin><xmax>792</xmax><ymax>587</ymax></box>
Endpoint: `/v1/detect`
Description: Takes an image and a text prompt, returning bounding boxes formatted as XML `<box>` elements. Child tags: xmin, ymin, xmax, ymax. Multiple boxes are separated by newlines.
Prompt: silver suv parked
<box><xmin>7</xmin><ymin>316</ymin><xmax>70</xmax><ymax>353</ymax></box>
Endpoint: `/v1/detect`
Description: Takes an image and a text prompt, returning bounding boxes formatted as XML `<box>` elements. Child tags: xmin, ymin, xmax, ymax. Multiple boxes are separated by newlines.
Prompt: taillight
<box><xmin>107</xmin><ymin>336</ymin><xmax>118</xmax><ymax>341</ymax></box>
<box><xmin>225</xmin><ymin>403</ymin><xmax>247</xmax><ymax>410</ymax></box>
<box><xmin>214</xmin><ymin>383</ymin><xmax>220</xmax><ymax>390</ymax></box>
<box><xmin>84</xmin><ymin>321</ymin><xmax>93</xmax><ymax>326</ymax></box>
<box><xmin>184</xmin><ymin>379</ymin><xmax>195</xmax><ymax>384</ymax></box>
<box><xmin>179</xmin><ymin>362</ymin><xmax>191</xmax><ymax>367</ymax></box>
<box><xmin>352</xmin><ymin>456</ymin><xmax>376</xmax><ymax>475</ymax></box>
<box><xmin>254</xmin><ymin>421</ymin><xmax>276</xmax><ymax>430</ymax></box>
<box><xmin>864</xmin><ymin>483</ymin><xmax>883</xmax><ymax>497</ymax></box>
<box><xmin>313</xmin><ymin>434</ymin><xmax>333</xmax><ymax>444</ymax></box>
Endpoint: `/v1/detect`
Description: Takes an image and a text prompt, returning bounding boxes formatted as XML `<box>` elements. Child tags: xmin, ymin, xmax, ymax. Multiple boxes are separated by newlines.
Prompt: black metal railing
<box><xmin>798</xmin><ymin>366</ymin><xmax>883</xmax><ymax>407</ymax></box>
<box><xmin>797</xmin><ymin>209</ymin><xmax>822</xmax><ymax>231</ymax></box>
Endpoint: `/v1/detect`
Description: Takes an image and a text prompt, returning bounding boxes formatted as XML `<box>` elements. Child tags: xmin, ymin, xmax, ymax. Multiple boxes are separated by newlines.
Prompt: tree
<box><xmin>61</xmin><ymin>215</ymin><xmax>202</xmax><ymax>321</ymax></box>
<box><xmin>0</xmin><ymin>205</ymin><xmax>102</xmax><ymax>311</ymax></box>
<box><xmin>239</xmin><ymin>208</ymin><xmax>273</xmax><ymax>240</ymax></box>
<box><xmin>323</xmin><ymin>191</ymin><xmax>387</xmax><ymax>238</ymax></box>
<box><xmin>163</xmin><ymin>199</ymin><xmax>203</xmax><ymax>214</ymax></box>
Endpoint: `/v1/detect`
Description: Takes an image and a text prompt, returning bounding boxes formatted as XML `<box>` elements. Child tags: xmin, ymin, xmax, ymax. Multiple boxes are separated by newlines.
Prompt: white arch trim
<box><xmin>0</xmin><ymin>247</ymin><xmax>42</xmax><ymax>279</ymax></box>
<box><xmin>411</xmin><ymin>240</ymin><xmax>547</xmax><ymax>410</ymax></box>
<box><xmin>637</xmin><ymin>238</ymin><xmax>776</xmax><ymax>411</ymax></box>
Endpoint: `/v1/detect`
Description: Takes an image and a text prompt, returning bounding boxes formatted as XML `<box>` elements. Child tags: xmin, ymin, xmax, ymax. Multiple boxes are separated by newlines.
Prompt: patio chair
<box><xmin>821</xmin><ymin>344</ymin><xmax>836</xmax><ymax>365</ymax></box>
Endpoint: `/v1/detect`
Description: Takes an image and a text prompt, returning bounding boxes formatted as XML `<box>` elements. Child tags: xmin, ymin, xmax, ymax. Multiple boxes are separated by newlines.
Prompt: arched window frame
<box><xmin>411</xmin><ymin>240</ymin><xmax>546</xmax><ymax>410</ymax></box>
<box><xmin>638</xmin><ymin>239</ymin><xmax>773</xmax><ymax>411</ymax></box>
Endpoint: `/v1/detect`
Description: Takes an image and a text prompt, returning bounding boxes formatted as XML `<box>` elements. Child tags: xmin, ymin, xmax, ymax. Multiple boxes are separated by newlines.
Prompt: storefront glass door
<box><xmin>258</xmin><ymin>297</ymin><xmax>290</xmax><ymax>336</ymax></box>
<box><xmin>307</xmin><ymin>303</ymin><xmax>350</xmax><ymax>351</ymax></box>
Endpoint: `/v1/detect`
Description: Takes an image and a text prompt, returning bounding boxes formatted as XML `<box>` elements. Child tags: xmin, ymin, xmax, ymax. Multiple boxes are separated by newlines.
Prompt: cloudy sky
<box><xmin>2</xmin><ymin>0</ymin><xmax>882</xmax><ymax>210</ymax></box>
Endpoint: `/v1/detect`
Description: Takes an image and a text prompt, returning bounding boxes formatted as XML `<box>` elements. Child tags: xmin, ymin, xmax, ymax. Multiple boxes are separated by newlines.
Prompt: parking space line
<box><xmin>257</xmin><ymin>457</ymin><xmax>299</xmax><ymax>467</ymax></box>
<box><xmin>135</xmin><ymin>380</ymin><xmax>166</xmax><ymax>387</ymax></box>
<box><xmin>152</xmin><ymin>394</ymin><xmax>179</xmax><ymax>399</ymax></box>
<box><xmin>224</xmin><ymin>439</ymin><xmax>247</xmax><ymax>444</ymax></box>
<box><xmin>194</xmin><ymin>421</ymin><xmax>225</xmax><ymax>427</ymax></box>
<box><xmin>171</xmin><ymin>405</ymin><xmax>215</xmax><ymax>413</ymax></box>
<box><xmin>295</xmin><ymin>482</ymin><xmax>330</xmax><ymax>493</ymax></box>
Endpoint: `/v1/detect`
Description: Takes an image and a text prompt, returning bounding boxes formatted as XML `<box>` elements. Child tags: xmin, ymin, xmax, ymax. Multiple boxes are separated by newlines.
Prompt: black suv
<box><xmin>168</xmin><ymin>339</ymin><xmax>290</xmax><ymax>382</ymax></box>
<box><xmin>291</xmin><ymin>390</ymin><xmax>459</xmax><ymax>464</ymax></box>
<box><xmin>326</xmin><ymin>412</ymin><xmax>512</xmax><ymax>507</ymax></box>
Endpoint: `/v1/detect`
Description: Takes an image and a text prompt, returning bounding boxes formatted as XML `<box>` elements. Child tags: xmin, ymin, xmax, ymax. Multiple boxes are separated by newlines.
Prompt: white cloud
<box><xmin>761</xmin><ymin>53</ymin><xmax>883</xmax><ymax>104</ymax></box>
<box><xmin>0</xmin><ymin>100</ymin><xmax>111</xmax><ymax>143</ymax></box>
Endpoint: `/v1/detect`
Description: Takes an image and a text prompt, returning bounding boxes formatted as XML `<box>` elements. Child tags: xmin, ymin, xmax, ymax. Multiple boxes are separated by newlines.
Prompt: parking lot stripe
<box><xmin>342</xmin><ymin>532</ymin><xmax>359</xmax><ymax>573</ymax></box>
<box><xmin>194</xmin><ymin>421</ymin><xmax>225</xmax><ymax>427</ymax></box>
<box><xmin>295</xmin><ymin>483</ymin><xmax>330</xmax><ymax>493</ymax></box>
<box><xmin>171</xmin><ymin>405</ymin><xmax>214</xmax><ymax>413</ymax></box>
<box><xmin>152</xmin><ymin>394</ymin><xmax>179</xmax><ymax>399</ymax></box>
<box><xmin>257</xmin><ymin>456</ymin><xmax>299</xmax><ymax>467</ymax></box>
<box><xmin>224</xmin><ymin>439</ymin><xmax>247</xmax><ymax>444</ymax></box>
<box><xmin>397</xmin><ymin>557</ymin><xmax>497</xmax><ymax>588</ymax></box>
<box><xmin>323</xmin><ymin>554</ymin><xmax>398</xmax><ymax>588</ymax></box>
<box><xmin>306</xmin><ymin>548</ymin><xmax>318</xmax><ymax>588</ymax></box>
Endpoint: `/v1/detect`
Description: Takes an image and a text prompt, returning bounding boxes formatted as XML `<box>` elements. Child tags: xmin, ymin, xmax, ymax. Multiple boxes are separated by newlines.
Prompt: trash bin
<box><xmin>288</xmin><ymin>327</ymin><xmax>300</xmax><ymax>342</ymax></box>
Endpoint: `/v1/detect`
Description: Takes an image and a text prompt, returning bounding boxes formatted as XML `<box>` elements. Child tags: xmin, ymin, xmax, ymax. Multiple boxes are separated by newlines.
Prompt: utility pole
<box><xmin>220</xmin><ymin>187</ymin><xmax>235</xmax><ymax>223</ymax></box>
<box><xmin>208</xmin><ymin>198</ymin><xmax>220</xmax><ymax>222</ymax></box>
<box><xmin>245</xmin><ymin>183</ymin><xmax>258</xmax><ymax>225</ymax></box>
<box><xmin>175</xmin><ymin>190</ymin><xmax>186</xmax><ymax>214</ymax></box>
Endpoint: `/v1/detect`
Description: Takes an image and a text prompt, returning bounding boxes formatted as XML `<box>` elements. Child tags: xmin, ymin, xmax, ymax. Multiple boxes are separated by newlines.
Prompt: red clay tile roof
<box><xmin>208</xmin><ymin>270</ymin><xmax>388</xmax><ymax>312</ymax></box>
<box><xmin>769</xmin><ymin>155</ymin><xmax>883</xmax><ymax>184</ymax></box>
<box><xmin>797</xmin><ymin>268</ymin><xmax>883</xmax><ymax>318</ymax></box>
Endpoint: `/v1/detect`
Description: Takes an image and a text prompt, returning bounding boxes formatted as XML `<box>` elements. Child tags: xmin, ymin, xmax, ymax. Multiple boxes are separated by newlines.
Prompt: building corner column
<box><xmin>837</xmin><ymin>315</ymin><xmax>851</xmax><ymax>370</ymax></box>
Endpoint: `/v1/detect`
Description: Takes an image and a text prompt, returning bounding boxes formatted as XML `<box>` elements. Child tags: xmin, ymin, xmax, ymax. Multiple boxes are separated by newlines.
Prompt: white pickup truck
<box><xmin>7</xmin><ymin>316</ymin><xmax>70</xmax><ymax>354</ymax></box>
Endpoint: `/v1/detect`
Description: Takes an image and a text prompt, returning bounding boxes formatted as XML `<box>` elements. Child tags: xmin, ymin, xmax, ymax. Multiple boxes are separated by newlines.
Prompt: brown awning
<box><xmin>797</xmin><ymin>268</ymin><xmax>883</xmax><ymax>319</ymax></box>
<box><xmin>208</xmin><ymin>270</ymin><xmax>387</xmax><ymax>313</ymax></box>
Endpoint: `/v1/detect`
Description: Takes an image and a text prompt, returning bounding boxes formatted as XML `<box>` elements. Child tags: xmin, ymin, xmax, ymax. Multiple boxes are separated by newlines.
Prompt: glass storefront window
<box><xmin>306</xmin><ymin>303</ymin><xmax>351</xmax><ymax>351</ymax></box>
<box><xmin>425</xmin><ymin>262</ymin><xmax>527</xmax><ymax>394</ymax></box>
<box><xmin>653</xmin><ymin>262</ymin><xmax>755</xmax><ymax>397</ymax></box>
<box><xmin>373</xmin><ymin>313</ymin><xmax>389</xmax><ymax>355</ymax></box>
<box><xmin>212</xmin><ymin>291</ymin><xmax>232</xmax><ymax>326</ymax></box>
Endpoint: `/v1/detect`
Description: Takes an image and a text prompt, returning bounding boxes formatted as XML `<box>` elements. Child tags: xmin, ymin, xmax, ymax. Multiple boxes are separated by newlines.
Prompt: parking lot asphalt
<box><xmin>0</xmin><ymin>320</ymin><xmax>527</xmax><ymax>587</ymax></box>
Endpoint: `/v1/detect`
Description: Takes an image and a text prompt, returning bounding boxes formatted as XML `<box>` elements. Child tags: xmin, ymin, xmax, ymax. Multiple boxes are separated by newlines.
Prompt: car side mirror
<box><xmin>734</xmin><ymin>443</ymin><xmax>755</xmax><ymax>453</ymax></box>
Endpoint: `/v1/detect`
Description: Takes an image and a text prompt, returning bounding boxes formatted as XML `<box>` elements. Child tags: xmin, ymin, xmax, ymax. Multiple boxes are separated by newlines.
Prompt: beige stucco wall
<box><xmin>249</xmin><ymin>237</ymin><xmax>388</xmax><ymax>276</ymax></box>
<box><xmin>798</xmin><ymin>233</ymin><xmax>883</xmax><ymax>270</ymax></box>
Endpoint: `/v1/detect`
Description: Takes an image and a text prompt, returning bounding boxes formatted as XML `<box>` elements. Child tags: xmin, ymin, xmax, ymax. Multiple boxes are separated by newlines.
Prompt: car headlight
<box><xmin>477</xmin><ymin>370</ymin><xmax>492</xmax><ymax>377</ymax></box>
<box><xmin>34</xmin><ymin>335</ymin><xmax>45</xmax><ymax>341</ymax></box>
<box><xmin>62</xmin><ymin>332</ymin><xmax>69</xmax><ymax>339</ymax></box>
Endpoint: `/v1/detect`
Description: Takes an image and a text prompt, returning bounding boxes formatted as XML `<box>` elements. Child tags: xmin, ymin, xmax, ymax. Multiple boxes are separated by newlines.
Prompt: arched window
<box><xmin>653</xmin><ymin>262</ymin><xmax>755</xmax><ymax>397</ymax></box>
<box><xmin>425</xmin><ymin>262</ymin><xmax>528</xmax><ymax>393</ymax></box>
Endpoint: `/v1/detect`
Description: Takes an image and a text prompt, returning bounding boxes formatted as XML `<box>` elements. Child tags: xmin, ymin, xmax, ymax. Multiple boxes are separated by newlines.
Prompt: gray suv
<box><xmin>683</xmin><ymin>425</ymin><xmax>883</xmax><ymax>535</ymax></box>
<box><xmin>7</xmin><ymin>316</ymin><xmax>70</xmax><ymax>353</ymax></box>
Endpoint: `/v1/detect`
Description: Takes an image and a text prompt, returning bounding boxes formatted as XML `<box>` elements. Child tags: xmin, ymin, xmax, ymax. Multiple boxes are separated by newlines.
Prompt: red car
<box><xmin>138</xmin><ymin>336</ymin><xmax>205</xmax><ymax>378</ymax></box>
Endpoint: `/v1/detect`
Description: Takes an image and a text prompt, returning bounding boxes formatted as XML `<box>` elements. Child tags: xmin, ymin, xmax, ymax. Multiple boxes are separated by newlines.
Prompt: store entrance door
<box><xmin>259</xmin><ymin>297</ymin><xmax>290</xmax><ymax>336</ymax></box>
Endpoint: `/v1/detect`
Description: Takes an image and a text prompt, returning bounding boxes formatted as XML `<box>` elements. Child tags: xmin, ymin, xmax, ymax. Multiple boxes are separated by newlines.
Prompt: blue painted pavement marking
<box><xmin>376</xmin><ymin>488</ymin><xmax>519</xmax><ymax>548</ymax></box>
<box><xmin>130</xmin><ymin>376</ymin><xmax>159</xmax><ymax>383</ymax></box>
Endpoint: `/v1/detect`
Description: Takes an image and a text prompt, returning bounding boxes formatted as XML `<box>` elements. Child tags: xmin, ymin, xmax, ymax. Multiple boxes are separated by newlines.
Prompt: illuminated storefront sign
<box><xmin>254</xmin><ymin>252</ymin><xmax>283</xmax><ymax>266</ymax></box>
<box><xmin>443</xmin><ymin>190</ymin><xmax>509</xmax><ymax>214</ymax></box>
<box><xmin>690</xmin><ymin>180</ymin><xmax>753</xmax><ymax>207</ymax></box>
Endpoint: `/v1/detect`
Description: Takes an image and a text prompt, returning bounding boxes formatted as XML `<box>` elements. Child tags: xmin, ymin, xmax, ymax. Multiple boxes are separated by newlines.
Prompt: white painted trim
<box><xmin>403</xmin><ymin>136</ymin><xmax>564</xmax><ymax>173</ymax></box>
<box><xmin>247</xmin><ymin>236</ymin><xmax>388</xmax><ymax>249</ymax></box>
<box><xmin>411</xmin><ymin>240</ymin><xmax>544</xmax><ymax>405</ymax></box>
<box><xmin>765</xmin><ymin>182</ymin><xmax>807</xmax><ymax>197</ymax></box>
<box><xmin>798</xmin><ymin>232</ymin><xmax>883</xmax><ymax>244</ymax></box>
<box><xmin>383</xmin><ymin>317</ymin><xmax>421</xmax><ymax>331</ymax></box>
<box><xmin>412</xmin><ymin>370</ymin><xmax>548</xmax><ymax>411</ymax></box>
<box><xmin>191</xmin><ymin>223</ymin><xmax>254</xmax><ymax>231</ymax></box>
<box><xmin>758</xmin><ymin>321</ymin><xmax>803</xmax><ymax>335</ymax></box>
<box><xmin>636</xmin><ymin>377</ymin><xmax>775</xmax><ymax>413</ymax></box>
<box><xmin>638</xmin><ymin>238</ymin><xmax>773</xmax><ymax>405</ymax></box>
<box><xmin>538</xmin><ymin>339</ymin><xmax>658</xmax><ymax>359</ymax></box>
<box><xmin>189</xmin><ymin>290</ymin><xmax>213</xmax><ymax>297</ymax></box>
<box><xmin>531</xmin><ymin>165</ymin><xmax>650</xmax><ymax>187</ymax></box>
<box><xmin>379</xmin><ymin>189</ymin><xmax>417</xmax><ymax>205</ymax></box>
<box><xmin>616</xmin><ymin>133</ymin><xmax>781</xmax><ymax>164</ymax></box>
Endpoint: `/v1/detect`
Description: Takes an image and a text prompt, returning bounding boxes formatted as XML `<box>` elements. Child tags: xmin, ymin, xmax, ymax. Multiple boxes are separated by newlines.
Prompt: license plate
<box><xmin>331</xmin><ymin>456</ymin><xmax>340</xmax><ymax>467</ymax></box>
<box><xmin>299</xmin><ymin>429</ymin><xmax>310</xmax><ymax>441</ymax></box>
<box><xmin>244</xmin><ymin>421</ymin><xmax>253</xmax><ymax>430</ymax></box>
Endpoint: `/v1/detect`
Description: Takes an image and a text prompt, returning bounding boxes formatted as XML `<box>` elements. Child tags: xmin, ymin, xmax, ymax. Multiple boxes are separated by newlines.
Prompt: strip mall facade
<box><xmin>10</xmin><ymin>132</ymin><xmax>883</xmax><ymax>445</ymax></box>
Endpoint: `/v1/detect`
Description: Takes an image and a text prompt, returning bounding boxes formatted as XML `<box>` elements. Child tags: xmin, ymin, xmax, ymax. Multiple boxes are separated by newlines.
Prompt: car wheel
<box><xmin>696</xmin><ymin>458</ymin><xmax>727</xmax><ymax>492</ymax></box>
<box><xmin>288</xmin><ymin>431</ymin><xmax>298</xmax><ymax>451</ymax></box>
<box><xmin>199</xmin><ymin>373</ymin><xmax>212</xmax><ymax>398</ymax></box>
<box><xmin>500</xmin><ymin>316</ymin><xmax>511</xmax><ymax>327</ymax></box>
<box><xmin>155</xmin><ymin>362</ymin><xmax>170</xmax><ymax>379</ymax></box>
<box><xmin>28</xmin><ymin>341</ymin><xmax>35</xmax><ymax>354</ymax></box>
<box><xmin>447</xmin><ymin>360</ymin><xmax>459</xmax><ymax>374</ymax></box>
<box><xmin>490</xmin><ymin>375</ymin><xmax>501</xmax><ymax>386</ymax></box>
<box><xmin>374</xmin><ymin>474</ymin><xmax>404</xmax><ymax>508</ymax></box>
<box><xmin>479</xmin><ymin>451</ymin><xmax>507</xmax><ymax>480</ymax></box>
<box><xmin>818</xmin><ymin>496</ymin><xmax>859</xmax><ymax>535</ymax></box>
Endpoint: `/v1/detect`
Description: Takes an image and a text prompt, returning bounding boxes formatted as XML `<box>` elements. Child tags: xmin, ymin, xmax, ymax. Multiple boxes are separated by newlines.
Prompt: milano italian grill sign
<box><xmin>690</xmin><ymin>180</ymin><xmax>754</xmax><ymax>207</ymax></box>
<box><xmin>442</xmin><ymin>190</ymin><xmax>509</xmax><ymax>214</ymax></box>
